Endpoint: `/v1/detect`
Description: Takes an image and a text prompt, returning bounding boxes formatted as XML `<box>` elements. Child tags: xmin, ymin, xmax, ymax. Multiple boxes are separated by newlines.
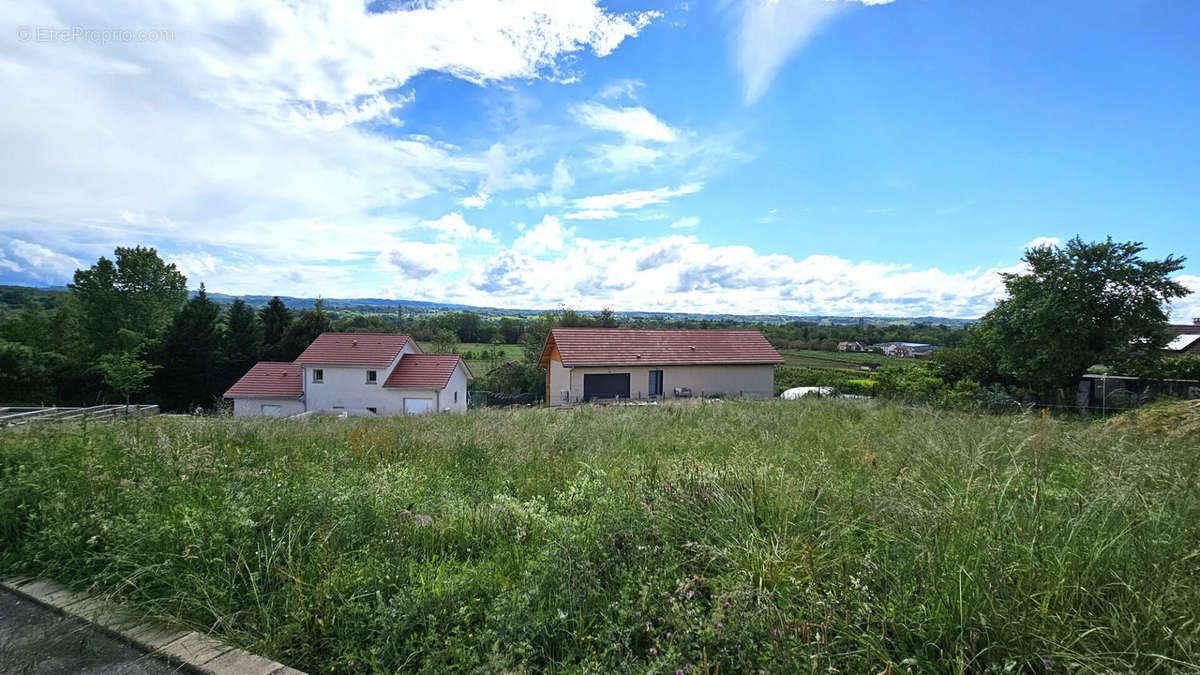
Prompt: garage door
<box><xmin>583</xmin><ymin>373</ymin><xmax>630</xmax><ymax>400</ymax></box>
<box><xmin>403</xmin><ymin>398</ymin><xmax>434</xmax><ymax>414</ymax></box>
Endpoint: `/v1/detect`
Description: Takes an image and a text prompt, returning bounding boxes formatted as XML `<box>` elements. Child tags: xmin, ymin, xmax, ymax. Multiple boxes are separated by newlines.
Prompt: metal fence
<box><xmin>0</xmin><ymin>405</ymin><xmax>159</xmax><ymax>428</ymax></box>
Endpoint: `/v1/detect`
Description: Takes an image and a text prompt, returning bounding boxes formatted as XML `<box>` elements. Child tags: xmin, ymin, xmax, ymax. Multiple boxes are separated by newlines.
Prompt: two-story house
<box><xmin>225</xmin><ymin>333</ymin><xmax>470</xmax><ymax>417</ymax></box>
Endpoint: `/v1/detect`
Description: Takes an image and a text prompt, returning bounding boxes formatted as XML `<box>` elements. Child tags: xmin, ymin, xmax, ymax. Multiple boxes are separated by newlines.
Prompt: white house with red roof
<box><xmin>538</xmin><ymin>328</ymin><xmax>783</xmax><ymax>407</ymax></box>
<box><xmin>225</xmin><ymin>333</ymin><xmax>470</xmax><ymax>417</ymax></box>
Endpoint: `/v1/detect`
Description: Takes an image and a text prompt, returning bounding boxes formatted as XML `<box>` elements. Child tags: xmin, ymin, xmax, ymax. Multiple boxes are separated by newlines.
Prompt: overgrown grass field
<box><xmin>1</xmin><ymin>401</ymin><xmax>1197</xmax><ymax>673</ymax></box>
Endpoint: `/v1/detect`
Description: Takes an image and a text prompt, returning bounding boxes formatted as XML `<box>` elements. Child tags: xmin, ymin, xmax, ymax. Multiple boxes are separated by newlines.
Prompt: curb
<box><xmin>1</xmin><ymin>577</ymin><xmax>305</xmax><ymax>675</ymax></box>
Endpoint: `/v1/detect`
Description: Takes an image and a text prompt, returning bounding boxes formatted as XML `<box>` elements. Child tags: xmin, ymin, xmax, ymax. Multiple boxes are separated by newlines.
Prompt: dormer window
<box><xmin>312</xmin><ymin>369</ymin><xmax>323</xmax><ymax>383</ymax></box>
<box><xmin>366</xmin><ymin>370</ymin><xmax>377</xmax><ymax>384</ymax></box>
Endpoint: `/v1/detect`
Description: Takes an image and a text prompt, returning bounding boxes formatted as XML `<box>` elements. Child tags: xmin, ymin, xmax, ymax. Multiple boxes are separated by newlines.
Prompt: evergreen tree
<box><xmin>220</xmin><ymin>299</ymin><xmax>263</xmax><ymax>386</ymax></box>
<box><xmin>259</xmin><ymin>296</ymin><xmax>293</xmax><ymax>361</ymax></box>
<box><xmin>154</xmin><ymin>283</ymin><xmax>222</xmax><ymax>411</ymax></box>
<box><xmin>279</xmin><ymin>299</ymin><xmax>331</xmax><ymax>361</ymax></box>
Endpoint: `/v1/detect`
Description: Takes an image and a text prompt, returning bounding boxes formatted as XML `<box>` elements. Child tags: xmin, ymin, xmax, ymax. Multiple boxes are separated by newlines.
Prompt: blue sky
<box><xmin>1</xmin><ymin>0</ymin><xmax>1197</xmax><ymax>318</ymax></box>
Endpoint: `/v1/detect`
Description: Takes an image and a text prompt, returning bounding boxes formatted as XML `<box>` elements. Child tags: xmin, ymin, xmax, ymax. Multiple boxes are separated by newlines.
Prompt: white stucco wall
<box><xmin>299</xmin><ymin>346</ymin><xmax>467</xmax><ymax>415</ymax></box>
<box><xmin>441</xmin><ymin>362</ymin><xmax>469</xmax><ymax>412</ymax></box>
<box><xmin>548</xmin><ymin>363</ymin><xmax>776</xmax><ymax>406</ymax></box>
<box><xmin>232</xmin><ymin>397</ymin><xmax>305</xmax><ymax>418</ymax></box>
<box><xmin>303</xmin><ymin>365</ymin><xmax>393</xmax><ymax>412</ymax></box>
<box><xmin>301</xmin><ymin>341</ymin><xmax>421</xmax><ymax>415</ymax></box>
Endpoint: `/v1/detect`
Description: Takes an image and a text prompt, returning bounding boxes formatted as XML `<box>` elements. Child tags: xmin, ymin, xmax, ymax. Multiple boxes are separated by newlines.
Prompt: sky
<box><xmin>0</xmin><ymin>0</ymin><xmax>1198</xmax><ymax>319</ymax></box>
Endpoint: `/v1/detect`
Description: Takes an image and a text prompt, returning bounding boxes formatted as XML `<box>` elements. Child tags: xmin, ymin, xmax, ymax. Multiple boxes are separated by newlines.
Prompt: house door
<box><xmin>648</xmin><ymin>370</ymin><xmax>664</xmax><ymax>397</ymax></box>
<box><xmin>583</xmin><ymin>373</ymin><xmax>630</xmax><ymax>400</ymax></box>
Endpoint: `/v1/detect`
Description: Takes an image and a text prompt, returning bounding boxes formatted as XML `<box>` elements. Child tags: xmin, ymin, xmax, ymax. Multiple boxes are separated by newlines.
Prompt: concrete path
<box><xmin>0</xmin><ymin>587</ymin><xmax>180</xmax><ymax>674</ymax></box>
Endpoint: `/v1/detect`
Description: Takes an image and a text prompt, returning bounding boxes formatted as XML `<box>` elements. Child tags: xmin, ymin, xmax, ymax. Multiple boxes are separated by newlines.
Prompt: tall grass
<box><xmin>1</xmin><ymin>400</ymin><xmax>1197</xmax><ymax>673</ymax></box>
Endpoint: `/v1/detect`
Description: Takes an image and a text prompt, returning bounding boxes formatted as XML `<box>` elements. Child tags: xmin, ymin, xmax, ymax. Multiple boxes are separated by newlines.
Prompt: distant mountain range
<box><xmin>0</xmin><ymin>284</ymin><xmax>977</xmax><ymax>327</ymax></box>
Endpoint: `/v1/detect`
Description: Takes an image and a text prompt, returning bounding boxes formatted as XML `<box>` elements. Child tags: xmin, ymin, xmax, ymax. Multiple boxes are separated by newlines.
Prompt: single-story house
<box><xmin>226</xmin><ymin>332</ymin><xmax>470</xmax><ymax>417</ymax></box>
<box><xmin>837</xmin><ymin>341</ymin><xmax>867</xmax><ymax>352</ymax></box>
<box><xmin>538</xmin><ymin>328</ymin><xmax>784</xmax><ymax>407</ymax></box>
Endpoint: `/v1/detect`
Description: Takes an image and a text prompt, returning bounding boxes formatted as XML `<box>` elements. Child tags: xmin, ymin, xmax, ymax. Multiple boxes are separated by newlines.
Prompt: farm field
<box><xmin>1</xmin><ymin>401</ymin><xmax>1197</xmax><ymax>673</ymax></box>
<box><xmin>416</xmin><ymin>341</ymin><xmax>524</xmax><ymax>379</ymax></box>
<box><xmin>776</xmin><ymin>347</ymin><xmax>909</xmax><ymax>371</ymax></box>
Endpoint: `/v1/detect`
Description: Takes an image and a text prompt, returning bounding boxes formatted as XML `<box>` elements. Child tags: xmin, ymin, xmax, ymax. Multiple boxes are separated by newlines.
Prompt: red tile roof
<box><xmin>382</xmin><ymin>354</ymin><xmax>465</xmax><ymax>389</ymax></box>
<box><xmin>224</xmin><ymin>362</ymin><xmax>303</xmax><ymax>398</ymax></box>
<box><xmin>541</xmin><ymin>328</ymin><xmax>784</xmax><ymax>367</ymax></box>
<box><xmin>294</xmin><ymin>333</ymin><xmax>418</xmax><ymax>366</ymax></box>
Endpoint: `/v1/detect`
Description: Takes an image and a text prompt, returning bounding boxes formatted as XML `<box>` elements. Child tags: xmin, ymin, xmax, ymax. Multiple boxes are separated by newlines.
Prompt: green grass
<box><xmin>416</xmin><ymin>341</ymin><xmax>524</xmax><ymax>380</ymax></box>
<box><xmin>777</xmin><ymin>348</ymin><xmax>909</xmax><ymax>371</ymax></box>
<box><xmin>2</xmin><ymin>401</ymin><xmax>1198</xmax><ymax>673</ymax></box>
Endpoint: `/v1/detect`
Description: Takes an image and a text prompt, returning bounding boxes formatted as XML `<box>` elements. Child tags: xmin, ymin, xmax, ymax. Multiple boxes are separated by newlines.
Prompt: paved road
<box><xmin>0</xmin><ymin>588</ymin><xmax>180</xmax><ymax>674</ymax></box>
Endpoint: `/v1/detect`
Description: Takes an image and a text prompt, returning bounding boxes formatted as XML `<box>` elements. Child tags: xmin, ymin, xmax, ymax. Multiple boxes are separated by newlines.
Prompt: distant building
<box><xmin>1164</xmin><ymin>319</ymin><xmax>1200</xmax><ymax>355</ymax></box>
<box><xmin>870</xmin><ymin>342</ymin><xmax>941</xmax><ymax>358</ymax></box>
<box><xmin>837</xmin><ymin>341</ymin><xmax>867</xmax><ymax>352</ymax></box>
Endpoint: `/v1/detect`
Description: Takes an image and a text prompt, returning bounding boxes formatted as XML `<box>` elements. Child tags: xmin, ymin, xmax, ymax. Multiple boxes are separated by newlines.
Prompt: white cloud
<box><xmin>596</xmin><ymin>79</ymin><xmax>644</xmax><ymax>100</ymax></box>
<box><xmin>451</xmin><ymin>233</ymin><xmax>1013</xmax><ymax>317</ymax></box>
<box><xmin>461</xmin><ymin>192</ymin><xmax>490</xmax><ymax>209</ymax></box>
<box><xmin>0</xmin><ymin>0</ymin><xmax>658</xmax><ymax>288</ymax></box>
<box><xmin>572</xmin><ymin>102</ymin><xmax>678</xmax><ymax>142</ymax></box>
<box><xmin>513</xmin><ymin>215</ymin><xmax>574</xmax><ymax>256</ymax></box>
<box><xmin>729</xmin><ymin>0</ymin><xmax>894</xmax><ymax>104</ymax></box>
<box><xmin>571</xmin><ymin>183</ymin><xmax>702</xmax><ymax>212</ymax></box>
<box><xmin>589</xmin><ymin>143</ymin><xmax>663</xmax><ymax>172</ymax></box>
<box><xmin>564</xmin><ymin>209</ymin><xmax>621</xmax><ymax>220</ymax></box>
<box><xmin>6</xmin><ymin>239</ymin><xmax>80</xmax><ymax>282</ymax></box>
<box><xmin>379</xmin><ymin>242</ymin><xmax>461</xmax><ymax>279</ymax></box>
<box><xmin>523</xmin><ymin>158</ymin><xmax>575</xmax><ymax>208</ymax></box>
<box><xmin>670</xmin><ymin>216</ymin><xmax>699</xmax><ymax>229</ymax></box>
<box><xmin>423</xmin><ymin>212</ymin><xmax>497</xmax><ymax>243</ymax></box>
<box><xmin>1169</xmin><ymin>274</ymin><xmax>1200</xmax><ymax>323</ymax></box>
<box><xmin>1023</xmin><ymin>236</ymin><xmax>1061</xmax><ymax>250</ymax></box>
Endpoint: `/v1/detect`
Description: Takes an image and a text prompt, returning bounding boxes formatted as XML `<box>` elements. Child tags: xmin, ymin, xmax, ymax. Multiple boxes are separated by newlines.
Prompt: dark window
<box><xmin>454</xmin><ymin>391</ymin><xmax>458</xmax><ymax>402</ymax></box>
<box><xmin>312</xmin><ymin>369</ymin><xmax>323</xmax><ymax>383</ymax></box>
<box><xmin>649</xmin><ymin>370</ymin><xmax>664</xmax><ymax>397</ymax></box>
<box><xmin>366</xmin><ymin>407</ymin><xmax>377</xmax><ymax>414</ymax></box>
<box><xmin>366</xmin><ymin>370</ymin><xmax>377</xmax><ymax>383</ymax></box>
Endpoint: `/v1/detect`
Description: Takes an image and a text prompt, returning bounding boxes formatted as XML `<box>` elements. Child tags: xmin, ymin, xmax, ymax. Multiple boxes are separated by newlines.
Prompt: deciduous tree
<box><xmin>70</xmin><ymin>246</ymin><xmax>187</xmax><ymax>355</ymax></box>
<box><xmin>976</xmin><ymin>237</ymin><xmax>1188</xmax><ymax>398</ymax></box>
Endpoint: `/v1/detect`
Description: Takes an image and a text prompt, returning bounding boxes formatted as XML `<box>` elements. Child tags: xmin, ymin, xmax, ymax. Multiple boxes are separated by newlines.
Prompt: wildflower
<box><xmin>723</xmin><ymin>601</ymin><xmax>730</xmax><ymax>608</ymax></box>
<box><xmin>687</xmin><ymin>590</ymin><xmax>694</xmax><ymax>598</ymax></box>
<box><xmin>772</xmin><ymin>628</ymin><xmax>780</xmax><ymax>635</ymax></box>
<box><xmin>715</xmin><ymin>622</ymin><xmax>724</xmax><ymax>628</ymax></box>
<box><xmin>647</xmin><ymin>622</ymin><xmax>653</xmax><ymax>631</ymax></box>
<box><xmin>677</xmin><ymin>671</ymin><xmax>684</xmax><ymax>675</ymax></box>
<box><xmin>666</xmin><ymin>632</ymin><xmax>673</xmax><ymax>639</ymax></box>
<box><xmin>658</xmin><ymin>616</ymin><xmax>664</xmax><ymax>624</ymax></box>
<box><xmin>649</xmin><ymin>647</ymin><xmax>658</xmax><ymax>656</ymax></box>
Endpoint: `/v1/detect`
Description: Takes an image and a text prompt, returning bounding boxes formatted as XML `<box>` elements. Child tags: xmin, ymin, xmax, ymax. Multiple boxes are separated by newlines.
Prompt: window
<box><xmin>366</xmin><ymin>407</ymin><xmax>377</xmax><ymax>415</ymax></box>
<box><xmin>454</xmin><ymin>391</ymin><xmax>458</xmax><ymax>402</ymax></box>
<box><xmin>366</xmin><ymin>370</ymin><xmax>377</xmax><ymax>384</ymax></box>
<box><xmin>312</xmin><ymin>369</ymin><xmax>323</xmax><ymax>383</ymax></box>
<box><xmin>649</xmin><ymin>370</ymin><xmax>664</xmax><ymax>397</ymax></box>
<box><xmin>261</xmin><ymin>404</ymin><xmax>280</xmax><ymax>415</ymax></box>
